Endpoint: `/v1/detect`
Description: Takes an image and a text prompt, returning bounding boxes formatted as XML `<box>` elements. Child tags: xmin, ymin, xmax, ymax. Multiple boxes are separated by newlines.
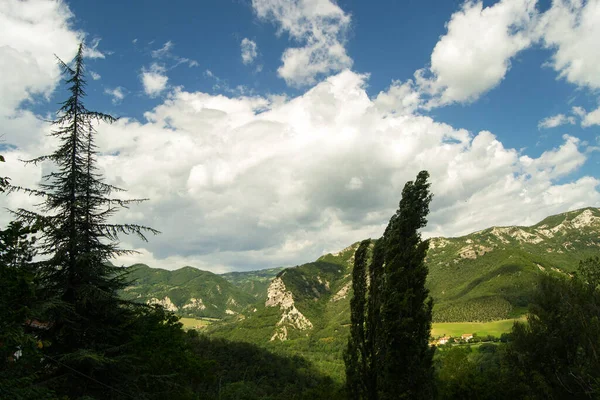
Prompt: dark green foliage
<box><xmin>427</xmin><ymin>207</ymin><xmax>600</xmax><ymax>322</ymax></box>
<box><xmin>434</xmin><ymin>343</ymin><xmax>507</xmax><ymax>400</ymax></box>
<box><xmin>504</xmin><ymin>257</ymin><xmax>600</xmax><ymax>399</ymax></box>
<box><xmin>188</xmin><ymin>334</ymin><xmax>343</xmax><ymax>400</ymax></box>
<box><xmin>433</xmin><ymin>296</ymin><xmax>513</xmax><ymax>323</ymax></box>
<box><xmin>122</xmin><ymin>264</ymin><xmax>256</xmax><ymax>318</ymax></box>
<box><xmin>344</xmin><ymin>239</ymin><xmax>371</xmax><ymax>399</ymax></box>
<box><xmin>221</xmin><ymin>267</ymin><xmax>285</xmax><ymax>299</ymax></box>
<box><xmin>345</xmin><ymin>171</ymin><xmax>434</xmax><ymax>400</ymax></box>
<box><xmin>0</xmin><ymin>222</ymin><xmax>56</xmax><ymax>399</ymax></box>
<box><xmin>5</xmin><ymin>43</ymin><xmax>161</xmax><ymax>398</ymax></box>
<box><xmin>377</xmin><ymin>170</ymin><xmax>434</xmax><ymax>400</ymax></box>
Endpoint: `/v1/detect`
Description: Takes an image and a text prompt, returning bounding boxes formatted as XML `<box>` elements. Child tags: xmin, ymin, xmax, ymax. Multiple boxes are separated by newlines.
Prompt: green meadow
<box><xmin>431</xmin><ymin>317</ymin><xmax>526</xmax><ymax>338</ymax></box>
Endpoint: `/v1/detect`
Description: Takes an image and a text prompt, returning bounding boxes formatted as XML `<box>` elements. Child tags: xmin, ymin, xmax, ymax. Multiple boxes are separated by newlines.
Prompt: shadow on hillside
<box><xmin>188</xmin><ymin>332</ymin><xmax>344</xmax><ymax>400</ymax></box>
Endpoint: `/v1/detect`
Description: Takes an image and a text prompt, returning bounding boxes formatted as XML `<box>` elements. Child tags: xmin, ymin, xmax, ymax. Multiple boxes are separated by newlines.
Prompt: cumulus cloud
<box><xmin>104</xmin><ymin>86</ymin><xmax>126</xmax><ymax>104</ymax></box>
<box><xmin>90</xmin><ymin>71</ymin><xmax>101</xmax><ymax>80</ymax></box>
<box><xmin>536</xmin><ymin>0</ymin><xmax>600</xmax><ymax>90</ymax></box>
<box><xmin>6</xmin><ymin>70</ymin><xmax>598</xmax><ymax>272</ymax></box>
<box><xmin>538</xmin><ymin>113</ymin><xmax>575</xmax><ymax>129</ymax></box>
<box><xmin>241</xmin><ymin>38</ymin><xmax>258</xmax><ymax>64</ymax></box>
<box><xmin>0</xmin><ymin>0</ymin><xmax>81</xmax><ymax>150</ymax></box>
<box><xmin>374</xmin><ymin>80</ymin><xmax>421</xmax><ymax>116</ymax></box>
<box><xmin>581</xmin><ymin>106</ymin><xmax>600</xmax><ymax>127</ymax></box>
<box><xmin>415</xmin><ymin>0</ymin><xmax>537</xmax><ymax>107</ymax></box>
<box><xmin>568</xmin><ymin>105</ymin><xmax>600</xmax><ymax>127</ymax></box>
<box><xmin>2</xmin><ymin>1</ymin><xmax>599</xmax><ymax>273</ymax></box>
<box><xmin>141</xmin><ymin>63</ymin><xmax>168</xmax><ymax>97</ymax></box>
<box><xmin>252</xmin><ymin>0</ymin><xmax>352</xmax><ymax>87</ymax></box>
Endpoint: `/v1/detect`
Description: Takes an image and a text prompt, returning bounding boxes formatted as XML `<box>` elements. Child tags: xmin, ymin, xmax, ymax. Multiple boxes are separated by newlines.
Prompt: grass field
<box><xmin>431</xmin><ymin>317</ymin><xmax>526</xmax><ymax>338</ymax></box>
<box><xmin>179</xmin><ymin>317</ymin><xmax>217</xmax><ymax>330</ymax></box>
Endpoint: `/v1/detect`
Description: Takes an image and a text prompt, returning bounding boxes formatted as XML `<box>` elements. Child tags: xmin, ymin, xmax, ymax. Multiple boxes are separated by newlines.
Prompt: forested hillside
<box><xmin>133</xmin><ymin>207</ymin><xmax>600</xmax><ymax>337</ymax></box>
<box><xmin>121</xmin><ymin>264</ymin><xmax>258</xmax><ymax>318</ymax></box>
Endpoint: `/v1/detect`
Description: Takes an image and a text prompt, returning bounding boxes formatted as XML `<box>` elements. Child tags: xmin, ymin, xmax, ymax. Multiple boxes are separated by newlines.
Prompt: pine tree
<box><xmin>9</xmin><ymin>43</ymin><xmax>159</xmax><ymax>396</ymax></box>
<box><xmin>378</xmin><ymin>170</ymin><xmax>434</xmax><ymax>399</ymax></box>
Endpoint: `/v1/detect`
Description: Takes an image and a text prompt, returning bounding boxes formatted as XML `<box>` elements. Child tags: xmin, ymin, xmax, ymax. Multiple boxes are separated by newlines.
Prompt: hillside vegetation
<box><xmin>122</xmin><ymin>264</ymin><xmax>257</xmax><ymax>318</ymax></box>
<box><xmin>121</xmin><ymin>208</ymin><xmax>600</xmax><ymax>382</ymax></box>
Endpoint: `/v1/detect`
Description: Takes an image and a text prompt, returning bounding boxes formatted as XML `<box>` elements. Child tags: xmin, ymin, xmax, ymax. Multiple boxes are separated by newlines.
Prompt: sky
<box><xmin>1</xmin><ymin>0</ymin><xmax>600</xmax><ymax>273</ymax></box>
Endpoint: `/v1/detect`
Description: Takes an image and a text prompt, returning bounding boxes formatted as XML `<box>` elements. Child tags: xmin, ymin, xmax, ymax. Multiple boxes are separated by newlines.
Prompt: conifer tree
<box><xmin>346</xmin><ymin>171</ymin><xmax>434</xmax><ymax>400</ymax></box>
<box><xmin>9</xmin><ymin>43</ymin><xmax>158</xmax><ymax>396</ymax></box>
<box><xmin>378</xmin><ymin>170</ymin><xmax>434</xmax><ymax>400</ymax></box>
<box><xmin>344</xmin><ymin>239</ymin><xmax>371</xmax><ymax>399</ymax></box>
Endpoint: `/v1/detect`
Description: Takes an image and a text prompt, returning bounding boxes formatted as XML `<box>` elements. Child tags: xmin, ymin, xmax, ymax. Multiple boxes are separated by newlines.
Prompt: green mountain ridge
<box><xmin>121</xmin><ymin>207</ymin><xmax>600</xmax><ymax>382</ymax></box>
<box><xmin>207</xmin><ymin>207</ymin><xmax>600</xmax><ymax>343</ymax></box>
<box><xmin>124</xmin><ymin>207</ymin><xmax>600</xmax><ymax>340</ymax></box>
<box><xmin>121</xmin><ymin>264</ymin><xmax>262</xmax><ymax>318</ymax></box>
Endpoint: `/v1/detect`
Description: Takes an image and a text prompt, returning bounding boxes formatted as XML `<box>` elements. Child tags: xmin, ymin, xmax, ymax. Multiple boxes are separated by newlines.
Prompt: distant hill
<box><xmin>123</xmin><ymin>207</ymin><xmax>600</xmax><ymax>346</ymax></box>
<box><xmin>121</xmin><ymin>264</ymin><xmax>259</xmax><ymax>318</ymax></box>
<box><xmin>221</xmin><ymin>267</ymin><xmax>285</xmax><ymax>300</ymax></box>
<box><xmin>208</xmin><ymin>207</ymin><xmax>600</xmax><ymax>345</ymax></box>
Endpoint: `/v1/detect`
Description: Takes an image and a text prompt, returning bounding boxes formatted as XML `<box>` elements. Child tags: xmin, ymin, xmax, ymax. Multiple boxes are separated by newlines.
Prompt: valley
<box><xmin>122</xmin><ymin>207</ymin><xmax>600</xmax><ymax>382</ymax></box>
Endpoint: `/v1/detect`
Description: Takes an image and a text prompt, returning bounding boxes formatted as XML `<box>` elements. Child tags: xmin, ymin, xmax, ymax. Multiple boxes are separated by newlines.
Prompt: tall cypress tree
<box><xmin>378</xmin><ymin>170</ymin><xmax>434</xmax><ymax>400</ymax></box>
<box><xmin>344</xmin><ymin>239</ymin><xmax>371</xmax><ymax>399</ymax></box>
<box><xmin>9</xmin><ymin>43</ymin><xmax>159</xmax><ymax>396</ymax></box>
<box><xmin>346</xmin><ymin>171</ymin><xmax>434</xmax><ymax>400</ymax></box>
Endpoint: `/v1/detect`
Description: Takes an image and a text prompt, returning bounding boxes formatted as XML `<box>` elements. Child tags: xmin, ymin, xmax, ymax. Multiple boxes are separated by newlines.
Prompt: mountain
<box><xmin>221</xmin><ymin>267</ymin><xmax>285</xmax><ymax>300</ymax></box>
<box><xmin>124</xmin><ymin>207</ymin><xmax>600</xmax><ymax>342</ymax></box>
<box><xmin>121</xmin><ymin>207</ymin><xmax>600</xmax><ymax>382</ymax></box>
<box><xmin>207</xmin><ymin>207</ymin><xmax>600</xmax><ymax>343</ymax></box>
<box><xmin>122</xmin><ymin>264</ymin><xmax>258</xmax><ymax>318</ymax></box>
<box><xmin>427</xmin><ymin>207</ymin><xmax>600</xmax><ymax>321</ymax></box>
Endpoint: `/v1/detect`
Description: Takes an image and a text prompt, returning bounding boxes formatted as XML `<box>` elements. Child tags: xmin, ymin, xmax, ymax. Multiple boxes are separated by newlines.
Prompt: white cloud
<box><xmin>2</xmin><ymin>1</ymin><xmax>599</xmax><ymax>273</ymax></box>
<box><xmin>374</xmin><ymin>80</ymin><xmax>421</xmax><ymax>116</ymax></box>
<box><xmin>252</xmin><ymin>0</ymin><xmax>352</xmax><ymax>87</ymax></box>
<box><xmin>5</xmin><ymin>70</ymin><xmax>596</xmax><ymax>272</ymax></box>
<box><xmin>536</xmin><ymin>0</ymin><xmax>600</xmax><ymax>90</ymax></box>
<box><xmin>149</xmin><ymin>40</ymin><xmax>198</xmax><ymax>68</ymax></box>
<box><xmin>141</xmin><ymin>63</ymin><xmax>168</xmax><ymax>97</ymax></box>
<box><xmin>82</xmin><ymin>37</ymin><xmax>106</xmax><ymax>59</ymax></box>
<box><xmin>0</xmin><ymin>0</ymin><xmax>81</xmax><ymax>150</ymax></box>
<box><xmin>538</xmin><ymin>113</ymin><xmax>575</xmax><ymax>129</ymax></box>
<box><xmin>151</xmin><ymin>40</ymin><xmax>173</xmax><ymax>59</ymax></box>
<box><xmin>572</xmin><ymin>106</ymin><xmax>586</xmax><ymax>118</ymax></box>
<box><xmin>90</xmin><ymin>71</ymin><xmax>101</xmax><ymax>80</ymax></box>
<box><xmin>241</xmin><ymin>38</ymin><xmax>258</xmax><ymax>65</ymax></box>
<box><xmin>569</xmin><ymin>105</ymin><xmax>600</xmax><ymax>127</ymax></box>
<box><xmin>581</xmin><ymin>106</ymin><xmax>600</xmax><ymax>127</ymax></box>
<box><xmin>416</xmin><ymin>0</ymin><xmax>537</xmax><ymax>107</ymax></box>
<box><xmin>104</xmin><ymin>86</ymin><xmax>126</xmax><ymax>104</ymax></box>
<box><xmin>520</xmin><ymin>135</ymin><xmax>585</xmax><ymax>179</ymax></box>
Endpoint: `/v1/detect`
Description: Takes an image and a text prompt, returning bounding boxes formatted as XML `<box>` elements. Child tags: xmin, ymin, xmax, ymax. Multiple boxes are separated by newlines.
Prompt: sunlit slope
<box><xmin>209</xmin><ymin>207</ymin><xmax>600</xmax><ymax>346</ymax></box>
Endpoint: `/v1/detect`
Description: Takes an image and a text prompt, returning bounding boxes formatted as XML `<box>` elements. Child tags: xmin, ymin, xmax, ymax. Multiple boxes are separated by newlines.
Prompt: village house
<box><xmin>438</xmin><ymin>336</ymin><xmax>450</xmax><ymax>345</ymax></box>
<box><xmin>461</xmin><ymin>333</ymin><xmax>474</xmax><ymax>342</ymax></box>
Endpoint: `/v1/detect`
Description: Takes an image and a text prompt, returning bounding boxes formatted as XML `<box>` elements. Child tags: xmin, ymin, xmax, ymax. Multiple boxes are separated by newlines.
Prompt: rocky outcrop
<box><xmin>147</xmin><ymin>296</ymin><xmax>178</xmax><ymax>312</ymax></box>
<box><xmin>266</xmin><ymin>276</ymin><xmax>313</xmax><ymax>341</ymax></box>
<box><xmin>182</xmin><ymin>298</ymin><xmax>206</xmax><ymax>311</ymax></box>
<box><xmin>331</xmin><ymin>281</ymin><xmax>351</xmax><ymax>302</ymax></box>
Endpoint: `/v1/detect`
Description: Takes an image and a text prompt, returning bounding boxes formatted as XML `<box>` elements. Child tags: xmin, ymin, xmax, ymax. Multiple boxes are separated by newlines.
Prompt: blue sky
<box><xmin>71</xmin><ymin>0</ymin><xmax>599</xmax><ymax>164</ymax></box>
<box><xmin>1</xmin><ymin>0</ymin><xmax>600</xmax><ymax>271</ymax></box>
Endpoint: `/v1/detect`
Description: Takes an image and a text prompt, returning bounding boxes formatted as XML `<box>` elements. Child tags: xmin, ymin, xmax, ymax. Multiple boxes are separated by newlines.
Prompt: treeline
<box><xmin>343</xmin><ymin>167</ymin><xmax>600</xmax><ymax>399</ymax></box>
<box><xmin>436</xmin><ymin>257</ymin><xmax>600</xmax><ymax>399</ymax></box>
<box><xmin>433</xmin><ymin>296</ymin><xmax>513</xmax><ymax>322</ymax></box>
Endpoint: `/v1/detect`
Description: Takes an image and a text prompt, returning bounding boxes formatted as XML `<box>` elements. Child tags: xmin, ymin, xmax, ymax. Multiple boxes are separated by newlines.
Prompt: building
<box><xmin>461</xmin><ymin>333</ymin><xmax>474</xmax><ymax>342</ymax></box>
